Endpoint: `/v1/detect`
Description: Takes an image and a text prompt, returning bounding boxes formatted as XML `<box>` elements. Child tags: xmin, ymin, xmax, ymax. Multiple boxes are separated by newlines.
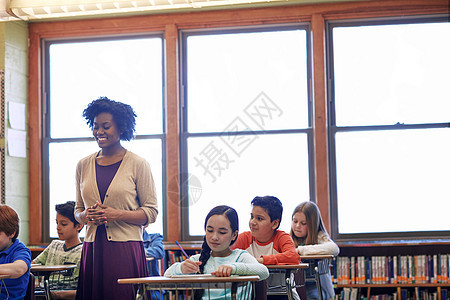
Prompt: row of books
<box><xmin>334</xmin><ymin>287</ymin><xmax>448</xmax><ymax>300</ymax></box>
<box><xmin>333</xmin><ymin>254</ymin><xmax>450</xmax><ymax>285</ymax></box>
<box><xmin>166</xmin><ymin>250</ymin><xmax>200</xmax><ymax>267</ymax></box>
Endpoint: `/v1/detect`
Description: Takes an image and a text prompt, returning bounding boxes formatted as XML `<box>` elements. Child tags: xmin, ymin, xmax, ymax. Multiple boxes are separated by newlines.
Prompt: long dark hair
<box><xmin>194</xmin><ymin>205</ymin><xmax>239</xmax><ymax>300</ymax></box>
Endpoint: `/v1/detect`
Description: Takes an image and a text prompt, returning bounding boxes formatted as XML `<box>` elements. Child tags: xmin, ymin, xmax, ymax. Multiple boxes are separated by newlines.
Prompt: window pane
<box><xmin>47</xmin><ymin>36</ymin><xmax>165</xmax><ymax>240</ymax></box>
<box><xmin>49</xmin><ymin>139</ymin><xmax>163</xmax><ymax>238</ymax></box>
<box><xmin>333</xmin><ymin>22</ymin><xmax>450</xmax><ymax>126</ymax></box>
<box><xmin>49</xmin><ymin>141</ymin><xmax>100</xmax><ymax>238</ymax></box>
<box><xmin>49</xmin><ymin>37</ymin><xmax>163</xmax><ymax>138</ymax></box>
<box><xmin>186</xmin><ymin>133</ymin><xmax>310</xmax><ymax>236</ymax></box>
<box><xmin>123</xmin><ymin>139</ymin><xmax>163</xmax><ymax>234</ymax></box>
<box><xmin>335</xmin><ymin>129</ymin><xmax>450</xmax><ymax>234</ymax></box>
<box><xmin>187</xmin><ymin>29</ymin><xmax>308</xmax><ymax>132</ymax></box>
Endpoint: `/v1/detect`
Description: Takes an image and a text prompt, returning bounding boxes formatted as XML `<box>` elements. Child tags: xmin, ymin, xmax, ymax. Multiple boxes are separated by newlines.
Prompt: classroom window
<box><xmin>43</xmin><ymin>36</ymin><xmax>165</xmax><ymax>240</ymax></box>
<box><xmin>180</xmin><ymin>25</ymin><xmax>314</xmax><ymax>239</ymax></box>
<box><xmin>327</xmin><ymin>17</ymin><xmax>450</xmax><ymax>239</ymax></box>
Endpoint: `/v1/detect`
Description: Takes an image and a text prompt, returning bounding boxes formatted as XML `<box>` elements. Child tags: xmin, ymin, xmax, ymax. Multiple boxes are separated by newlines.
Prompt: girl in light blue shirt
<box><xmin>165</xmin><ymin>205</ymin><xmax>269</xmax><ymax>300</ymax></box>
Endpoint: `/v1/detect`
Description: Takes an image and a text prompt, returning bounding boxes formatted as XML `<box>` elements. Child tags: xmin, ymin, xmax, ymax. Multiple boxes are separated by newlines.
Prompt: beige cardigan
<box><xmin>75</xmin><ymin>150</ymin><xmax>158</xmax><ymax>242</ymax></box>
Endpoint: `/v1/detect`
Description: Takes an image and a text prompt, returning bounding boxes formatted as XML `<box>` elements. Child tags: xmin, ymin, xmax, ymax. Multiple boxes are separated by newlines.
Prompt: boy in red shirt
<box><xmin>232</xmin><ymin>195</ymin><xmax>300</xmax><ymax>265</ymax></box>
<box><xmin>232</xmin><ymin>196</ymin><xmax>302</xmax><ymax>299</ymax></box>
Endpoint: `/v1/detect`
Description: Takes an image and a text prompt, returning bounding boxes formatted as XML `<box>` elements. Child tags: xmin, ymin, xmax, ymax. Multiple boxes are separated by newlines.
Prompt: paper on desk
<box><xmin>165</xmin><ymin>274</ymin><xmax>214</xmax><ymax>278</ymax></box>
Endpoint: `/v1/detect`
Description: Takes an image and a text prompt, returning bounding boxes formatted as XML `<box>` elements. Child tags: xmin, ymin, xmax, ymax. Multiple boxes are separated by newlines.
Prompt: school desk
<box><xmin>30</xmin><ymin>264</ymin><xmax>77</xmax><ymax>300</ymax></box>
<box><xmin>300</xmin><ymin>254</ymin><xmax>334</xmax><ymax>300</ymax></box>
<box><xmin>118</xmin><ymin>274</ymin><xmax>260</xmax><ymax>300</ymax></box>
<box><xmin>266</xmin><ymin>263</ymin><xmax>309</xmax><ymax>300</ymax></box>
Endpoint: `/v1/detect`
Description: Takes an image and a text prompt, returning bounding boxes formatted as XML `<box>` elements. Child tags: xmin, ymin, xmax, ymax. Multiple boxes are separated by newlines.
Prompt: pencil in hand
<box><xmin>175</xmin><ymin>240</ymin><xmax>190</xmax><ymax>260</ymax></box>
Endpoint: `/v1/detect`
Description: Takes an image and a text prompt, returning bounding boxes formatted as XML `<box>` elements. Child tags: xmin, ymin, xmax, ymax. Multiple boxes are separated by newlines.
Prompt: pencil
<box><xmin>175</xmin><ymin>240</ymin><xmax>190</xmax><ymax>259</ymax></box>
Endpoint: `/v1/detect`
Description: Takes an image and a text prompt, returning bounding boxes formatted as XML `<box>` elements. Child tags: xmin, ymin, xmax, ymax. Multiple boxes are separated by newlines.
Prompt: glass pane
<box><xmin>335</xmin><ymin>128</ymin><xmax>450</xmax><ymax>234</ymax></box>
<box><xmin>186</xmin><ymin>133</ymin><xmax>310</xmax><ymax>236</ymax></box>
<box><xmin>187</xmin><ymin>29</ymin><xmax>308</xmax><ymax>132</ymax></box>
<box><xmin>49</xmin><ymin>139</ymin><xmax>163</xmax><ymax>238</ymax></box>
<box><xmin>333</xmin><ymin>22</ymin><xmax>450</xmax><ymax>126</ymax></box>
<box><xmin>49</xmin><ymin>141</ymin><xmax>99</xmax><ymax>238</ymax></box>
<box><xmin>49</xmin><ymin>37</ymin><xmax>163</xmax><ymax>138</ymax></box>
<box><xmin>123</xmin><ymin>139</ymin><xmax>163</xmax><ymax>234</ymax></box>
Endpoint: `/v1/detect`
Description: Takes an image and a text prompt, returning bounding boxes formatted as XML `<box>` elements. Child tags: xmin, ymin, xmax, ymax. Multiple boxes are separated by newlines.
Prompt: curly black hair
<box><xmin>82</xmin><ymin>96</ymin><xmax>137</xmax><ymax>141</ymax></box>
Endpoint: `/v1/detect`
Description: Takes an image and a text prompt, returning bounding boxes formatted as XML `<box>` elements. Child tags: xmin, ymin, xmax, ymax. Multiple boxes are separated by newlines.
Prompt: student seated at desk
<box><xmin>33</xmin><ymin>201</ymin><xmax>83</xmax><ymax>300</ymax></box>
<box><xmin>231</xmin><ymin>196</ymin><xmax>301</xmax><ymax>265</ymax></box>
<box><xmin>290</xmin><ymin>201</ymin><xmax>340</xmax><ymax>300</ymax></box>
<box><xmin>142</xmin><ymin>231</ymin><xmax>165</xmax><ymax>300</ymax></box>
<box><xmin>165</xmin><ymin>205</ymin><xmax>269</xmax><ymax>300</ymax></box>
<box><xmin>142</xmin><ymin>232</ymin><xmax>164</xmax><ymax>276</ymax></box>
<box><xmin>0</xmin><ymin>204</ymin><xmax>31</xmax><ymax>300</ymax></box>
<box><xmin>231</xmin><ymin>196</ymin><xmax>301</xmax><ymax>299</ymax></box>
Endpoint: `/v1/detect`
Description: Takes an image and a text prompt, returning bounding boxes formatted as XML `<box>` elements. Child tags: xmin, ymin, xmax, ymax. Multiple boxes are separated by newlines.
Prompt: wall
<box><xmin>0</xmin><ymin>21</ymin><xmax>29</xmax><ymax>244</ymax></box>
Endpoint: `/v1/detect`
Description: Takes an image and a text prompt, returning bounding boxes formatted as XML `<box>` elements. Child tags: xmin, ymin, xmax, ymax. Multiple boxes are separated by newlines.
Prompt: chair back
<box><xmin>25</xmin><ymin>272</ymin><xmax>36</xmax><ymax>300</ymax></box>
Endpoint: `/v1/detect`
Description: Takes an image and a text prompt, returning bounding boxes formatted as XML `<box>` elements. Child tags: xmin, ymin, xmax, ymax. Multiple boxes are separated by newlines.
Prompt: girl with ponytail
<box><xmin>165</xmin><ymin>205</ymin><xmax>269</xmax><ymax>299</ymax></box>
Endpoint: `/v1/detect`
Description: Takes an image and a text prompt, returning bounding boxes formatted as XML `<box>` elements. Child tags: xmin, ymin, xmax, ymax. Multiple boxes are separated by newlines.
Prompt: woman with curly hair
<box><xmin>74</xmin><ymin>97</ymin><xmax>158</xmax><ymax>300</ymax></box>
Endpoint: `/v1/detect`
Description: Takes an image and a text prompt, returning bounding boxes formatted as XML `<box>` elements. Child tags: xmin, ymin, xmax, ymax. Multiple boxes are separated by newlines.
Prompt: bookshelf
<box><xmin>333</xmin><ymin>240</ymin><xmax>450</xmax><ymax>300</ymax></box>
<box><xmin>163</xmin><ymin>241</ymin><xmax>202</xmax><ymax>273</ymax></box>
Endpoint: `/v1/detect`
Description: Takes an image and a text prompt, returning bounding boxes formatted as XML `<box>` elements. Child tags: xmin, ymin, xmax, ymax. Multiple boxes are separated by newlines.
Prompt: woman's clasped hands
<box><xmin>86</xmin><ymin>201</ymin><xmax>118</xmax><ymax>225</ymax></box>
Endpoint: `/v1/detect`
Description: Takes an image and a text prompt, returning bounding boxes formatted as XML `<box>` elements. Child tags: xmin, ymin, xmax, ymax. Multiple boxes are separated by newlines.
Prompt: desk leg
<box><xmin>313</xmin><ymin>264</ymin><xmax>323</xmax><ymax>300</ymax></box>
<box><xmin>135</xmin><ymin>283</ymin><xmax>146</xmax><ymax>300</ymax></box>
<box><xmin>285</xmin><ymin>270</ymin><xmax>294</xmax><ymax>300</ymax></box>
<box><xmin>43</xmin><ymin>276</ymin><xmax>51</xmax><ymax>300</ymax></box>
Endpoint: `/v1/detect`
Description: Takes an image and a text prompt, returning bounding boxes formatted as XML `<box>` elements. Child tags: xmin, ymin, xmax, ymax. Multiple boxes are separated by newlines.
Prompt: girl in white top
<box><xmin>290</xmin><ymin>201</ymin><xmax>340</xmax><ymax>300</ymax></box>
<box><xmin>165</xmin><ymin>205</ymin><xmax>269</xmax><ymax>300</ymax></box>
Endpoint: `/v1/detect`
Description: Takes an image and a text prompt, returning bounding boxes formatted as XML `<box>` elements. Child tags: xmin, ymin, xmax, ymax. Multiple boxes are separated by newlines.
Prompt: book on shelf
<box><xmin>349</xmin><ymin>287</ymin><xmax>358</xmax><ymax>300</ymax></box>
<box><xmin>165</xmin><ymin>249</ymin><xmax>200</xmax><ymax>269</ymax></box>
<box><xmin>333</xmin><ymin>289</ymin><xmax>450</xmax><ymax>300</ymax></box>
<box><xmin>334</xmin><ymin>253</ymin><xmax>450</xmax><ymax>285</ymax></box>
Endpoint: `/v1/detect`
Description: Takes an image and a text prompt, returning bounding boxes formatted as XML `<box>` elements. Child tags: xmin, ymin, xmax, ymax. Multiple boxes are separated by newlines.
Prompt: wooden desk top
<box><xmin>118</xmin><ymin>275</ymin><xmax>260</xmax><ymax>285</ymax></box>
<box><xmin>31</xmin><ymin>264</ymin><xmax>77</xmax><ymax>273</ymax></box>
<box><xmin>266</xmin><ymin>263</ymin><xmax>309</xmax><ymax>270</ymax></box>
<box><xmin>300</xmin><ymin>255</ymin><xmax>334</xmax><ymax>260</ymax></box>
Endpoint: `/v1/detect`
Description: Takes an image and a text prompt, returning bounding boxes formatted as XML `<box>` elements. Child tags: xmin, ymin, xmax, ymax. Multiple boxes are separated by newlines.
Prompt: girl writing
<box><xmin>165</xmin><ymin>205</ymin><xmax>269</xmax><ymax>300</ymax></box>
<box><xmin>290</xmin><ymin>201</ymin><xmax>339</xmax><ymax>300</ymax></box>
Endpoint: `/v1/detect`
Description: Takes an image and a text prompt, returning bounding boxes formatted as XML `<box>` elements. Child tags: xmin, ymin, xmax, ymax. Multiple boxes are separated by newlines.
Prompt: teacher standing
<box><xmin>74</xmin><ymin>97</ymin><xmax>158</xmax><ymax>300</ymax></box>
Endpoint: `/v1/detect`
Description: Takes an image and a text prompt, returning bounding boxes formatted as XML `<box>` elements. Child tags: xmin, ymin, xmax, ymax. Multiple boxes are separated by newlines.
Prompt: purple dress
<box><xmin>76</xmin><ymin>160</ymin><xmax>149</xmax><ymax>300</ymax></box>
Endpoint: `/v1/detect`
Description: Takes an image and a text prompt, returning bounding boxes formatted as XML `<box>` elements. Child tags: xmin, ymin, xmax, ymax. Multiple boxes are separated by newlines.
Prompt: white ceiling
<box><xmin>1</xmin><ymin>0</ymin><xmax>360</xmax><ymax>22</ymax></box>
